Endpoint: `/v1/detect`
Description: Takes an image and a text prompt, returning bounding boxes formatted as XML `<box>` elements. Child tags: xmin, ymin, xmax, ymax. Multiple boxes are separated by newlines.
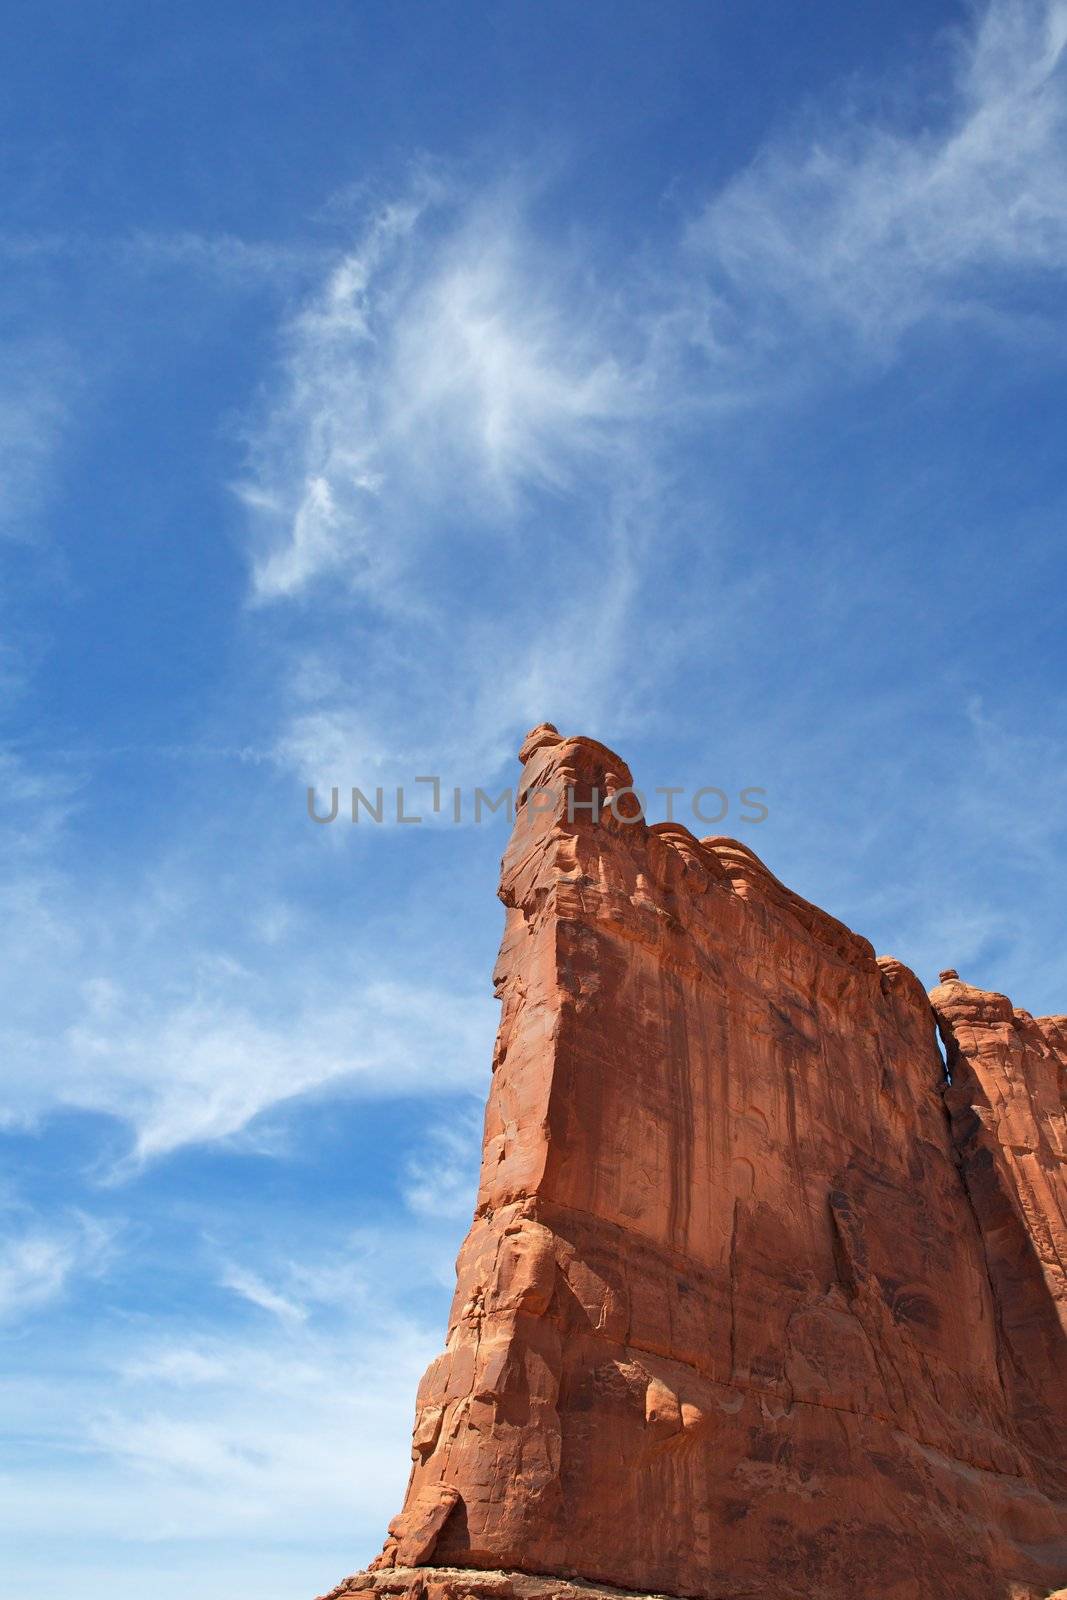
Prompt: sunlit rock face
<box><xmin>342</xmin><ymin>728</ymin><xmax>1067</xmax><ymax>1600</ymax></box>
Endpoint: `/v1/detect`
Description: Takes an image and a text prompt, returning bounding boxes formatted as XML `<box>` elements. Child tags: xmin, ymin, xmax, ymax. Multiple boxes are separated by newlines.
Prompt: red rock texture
<box><xmin>320</xmin><ymin>1567</ymin><xmax>687</xmax><ymax>1600</ymax></box>
<box><xmin>341</xmin><ymin>728</ymin><xmax>1067</xmax><ymax>1600</ymax></box>
<box><xmin>321</xmin><ymin>1567</ymin><xmax>697</xmax><ymax>1600</ymax></box>
<box><xmin>932</xmin><ymin>975</ymin><xmax>1066</xmax><ymax>1472</ymax></box>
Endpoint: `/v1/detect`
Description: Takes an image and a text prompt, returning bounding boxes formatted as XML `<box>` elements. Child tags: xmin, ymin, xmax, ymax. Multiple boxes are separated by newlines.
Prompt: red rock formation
<box><xmin>932</xmin><ymin>974</ymin><xmax>1066</xmax><ymax>1474</ymax></box>
<box><xmin>330</xmin><ymin>727</ymin><xmax>1067</xmax><ymax>1600</ymax></box>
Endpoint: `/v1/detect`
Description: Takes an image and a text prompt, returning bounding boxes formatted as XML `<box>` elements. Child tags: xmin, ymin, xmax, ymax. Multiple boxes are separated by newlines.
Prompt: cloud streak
<box><xmin>242</xmin><ymin>181</ymin><xmax>646</xmax><ymax>604</ymax></box>
<box><xmin>0</xmin><ymin>750</ymin><xmax>496</xmax><ymax>1167</ymax></box>
<box><xmin>242</xmin><ymin>1</ymin><xmax>1067</xmax><ymax>804</ymax></box>
<box><xmin>0</xmin><ymin>341</ymin><xmax>74</xmax><ymax>539</ymax></box>
<box><xmin>691</xmin><ymin>0</ymin><xmax>1067</xmax><ymax>357</ymax></box>
<box><xmin>0</xmin><ymin>1209</ymin><xmax>114</xmax><ymax>1322</ymax></box>
<box><xmin>4</xmin><ymin>958</ymin><xmax>496</xmax><ymax>1169</ymax></box>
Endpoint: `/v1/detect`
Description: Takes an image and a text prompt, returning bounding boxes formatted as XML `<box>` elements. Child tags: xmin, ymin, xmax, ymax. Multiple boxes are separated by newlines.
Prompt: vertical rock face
<box><xmin>932</xmin><ymin>976</ymin><xmax>1066</xmax><ymax>1472</ymax></box>
<box><xmin>366</xmin><ymin>729</ymin><xmax>1067</xmax><ymax>1600</ymax></box>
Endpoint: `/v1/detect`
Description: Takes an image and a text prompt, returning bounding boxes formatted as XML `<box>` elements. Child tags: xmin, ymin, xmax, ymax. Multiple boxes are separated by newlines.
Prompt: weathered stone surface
<box><xmin>336</xmin><ymin>727</ymin><xmax>1067</xmax><ymax>1600</ymax></box>
<box><xmin>932</xmin><ymin>975</ymin><xmax>1066</xmax><ymax>1470</ymax></box>
<box><xmin>319</xmin><ymin>1575</ymin><xmax>1067</xmax><ymax>1600</ymax></box>
<box><xmin>317</xmin><ymin>1567</ymin><xmax>683</xmax><ymax>1600</ymax></box>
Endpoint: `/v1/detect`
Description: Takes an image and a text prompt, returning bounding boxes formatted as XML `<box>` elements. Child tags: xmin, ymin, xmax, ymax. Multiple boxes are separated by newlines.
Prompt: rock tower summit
<box><xmin>322</xmin><ymin>727</ymin><xmax>1067</xmax><ymax>1600</ymax></box>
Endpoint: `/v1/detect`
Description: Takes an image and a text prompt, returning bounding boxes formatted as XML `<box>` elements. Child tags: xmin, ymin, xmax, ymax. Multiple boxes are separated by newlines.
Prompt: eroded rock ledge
<box><xmin>318</xmin><ymin>1567</ymin><xmax>682</xmax><ymax>1600</ymax></box>
<box><xmin>319</xmin><ymin>1572</ymin><xmax>1067</xmax><ymax>1600</ymax></box>
<box><xmin>323</xmin><ymin>727</ymin><xmax>1067</xmax><ymax>1600</ymax></box>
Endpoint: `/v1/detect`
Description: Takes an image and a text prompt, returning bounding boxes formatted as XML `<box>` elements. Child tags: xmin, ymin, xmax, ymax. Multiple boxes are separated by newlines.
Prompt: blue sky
<box><xmin>2</xmin><ymin>1</ymin><xmax>1066</xmax><ymax>1595</ymax></box>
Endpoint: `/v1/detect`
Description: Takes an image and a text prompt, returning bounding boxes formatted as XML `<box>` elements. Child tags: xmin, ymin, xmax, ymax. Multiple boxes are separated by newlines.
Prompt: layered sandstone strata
<box><xmin>328</xmin><ymin>727</ymin><xmax>1067</xmax><ymax>1600</ymax></box>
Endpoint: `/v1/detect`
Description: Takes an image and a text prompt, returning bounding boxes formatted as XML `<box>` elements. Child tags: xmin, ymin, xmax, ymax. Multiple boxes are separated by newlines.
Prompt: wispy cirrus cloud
<box><xmin>0</xmin><ymin>1208</ymin><xmax>114</xmax><ymax>1322</ymax></box>
<box><xmin>236</xmin><ymin>177</ymin><xmax>659</xmax><ymax>788</ymax></box>
<box><xmin>0</xmin><ymin>340</ymin><xmax>75</xmax><ymax>538</ymax></box>
<box><xmin>2</xmin><ymin>1306</ymin><xmax>433</xmax><ymax>1587</ymax></box>
<box><xmin>4</xmin><ymin>9</ymin><xmax>1067</xmax><ymax>1597</ymax></box>
<box><xmin>690</xmin><ymin>0</ymin><xmax>1067</xmax><ymax>357</ymax></box>
<box><xmin>4</xmin><ymin>0</ymin><xmax>1067</xmax><ymax>1175</ymax></box>
<box><xmin>3</xmin><ymin>955</ymin><xmax>495</xmax><ymax>1169</ymax></box>
<box><xmin>242</xmin><ymin>0</ymin><xmax>1067</xmax><ymax>802</ymax></box>
<box><xmin>220</xmin><ymin>1265</ymin><xmax>308</xmax><ymax>1326</ymax></box>
<box><xmin>0</xmin><ymin>1219</ymin><xmax>455</xmax><ymax>1582</ymax></box>
<box><xmin>241</xmin><ymin>180</ymin><xmax>647</xmax><ymax>605</ymax></box>
<box><xmin>0</xmin><ymin>228</ymin><xmax>327</xmax><ymax>289</ymax></box>
<box><xmin>0</xmin><ymin>749</ymin><xmax>495</xmax><ymax>1169</ymax></box>
<box><xmin>401</xmin><ymin>1099</ymin><xmax>483</xmax><ymax>1220</ymax></box>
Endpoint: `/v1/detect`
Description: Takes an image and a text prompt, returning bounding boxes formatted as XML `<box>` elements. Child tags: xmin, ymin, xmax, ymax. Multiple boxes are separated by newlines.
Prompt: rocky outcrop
<box><xmin>320</xmin><ymin>1567</ymin><xmax>690</xmax><ymax>1600</ymax></box>
<box><xmin>321</xmin><ymin>1568</ymin><xmax>702</xmax><ymax>1600</ymax></box>
<box><xmin>327</xmin><ymin>727</ymin><xmax>1067</xmax><ymax>1600</ymax></box>
<box><xmin>932</xmin><ymin>973</ymin><xmax>1066</xmax><ymax>1474</ymax></box>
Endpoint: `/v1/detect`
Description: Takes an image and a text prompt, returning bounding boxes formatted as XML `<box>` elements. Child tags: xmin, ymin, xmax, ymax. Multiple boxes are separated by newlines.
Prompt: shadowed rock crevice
<box><xmin>323</xmin><ymin>727</ymin><xmax>1067</xmax><ymax>1600</ymax></box>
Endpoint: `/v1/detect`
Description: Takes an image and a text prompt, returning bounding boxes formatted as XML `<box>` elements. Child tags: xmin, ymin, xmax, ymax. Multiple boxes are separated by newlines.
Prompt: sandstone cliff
<box><xmin>327</xmin><ymin>727</ymin><xmax>1067</xmax><ymax>1600</ymax></box>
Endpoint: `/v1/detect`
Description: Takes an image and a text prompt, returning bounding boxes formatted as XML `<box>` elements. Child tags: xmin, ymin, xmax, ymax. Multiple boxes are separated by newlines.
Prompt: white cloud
<box><xmin>0</xmin><ymin>227</ymin><xmax>327</xmax><ymax>287</ymax></box>
<box><xmin>242</xmin><ymin>2</ymin><xmax>1067</xmax><ymax>809</ymax></box>
<box><xmin>119</xmin><ymin>228</ymin><xmax>329</xmax><ymax>287</ymax></box>
<box><xmin>0</xmin><ymin>1211</ymin><xmax>114</xmax><ymax>1322</ymax></box>
<box><xmin>219</xmin><ymin>1267</ymin><xmax>308</xmax><ymax>1326</ymax></box>
<box><xmin>401</xmin><ymin>1100</ymin><xmax>483</xmax><ymax>1220</ymax></box>
<box><xmin>5</xmin><ymin>0</ymin><xmax>1067</xmax><ymax>1181</ymax></box>
<box><xmin>0</xmin><ymin>341</ymin><xmax>74</xmax><ymax>538</ymax></box>
<box><xmin>0</xmin><ymin>749</ymin><xmax>496</xmax><ymax>1168</ymax></box>
<box><xmin>690</xmin><ymin>0</ymin><xmax>1067</xmax><ymax>356</ymax></box>
<box><xmin>24</xmin><ymin>970</ymin><xmax>495</xmax><ymax>1170</ymax></box>
<box><xmin>4</xmin><ymin>10</ymin><xmax>1067</xmax><ymax>1593</ymax></box>
<box><xmin>271</xmin><ymin>531</ymin><xmax>640</xmax><ymax>792</ymax></box>
<box><xmin>120</xmin><ymin>1348</ymin><xmax>229</xmax><ymax>1386</ymax></box>
<box><xmin>233</xmin><ymin>178</ymin><xmax>662</xmax><ymax>800</ymax></box>
<box><xmin>243</xmin><ymin>181</ymin><xmax>645</xmax><ymax>604</ymax></box>
<box><xmin>0</xmin><ymin>1223</ymin><xmax>457</xmax><ymax>1586</ymax></box>
<box><xmin>733</xmin><ymin>680</ymin><xmax>1067</xmax><ymax>1013</ymax></box>
<box><xmin>3</xmin><ymin>1313</ymin><xmax>428</xmax><ymax>1547</ymax></box>
<box><xmin>960</xmin><ymin>695</ymin><xmax>1067</xmax><ymax>869</ymax></box>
